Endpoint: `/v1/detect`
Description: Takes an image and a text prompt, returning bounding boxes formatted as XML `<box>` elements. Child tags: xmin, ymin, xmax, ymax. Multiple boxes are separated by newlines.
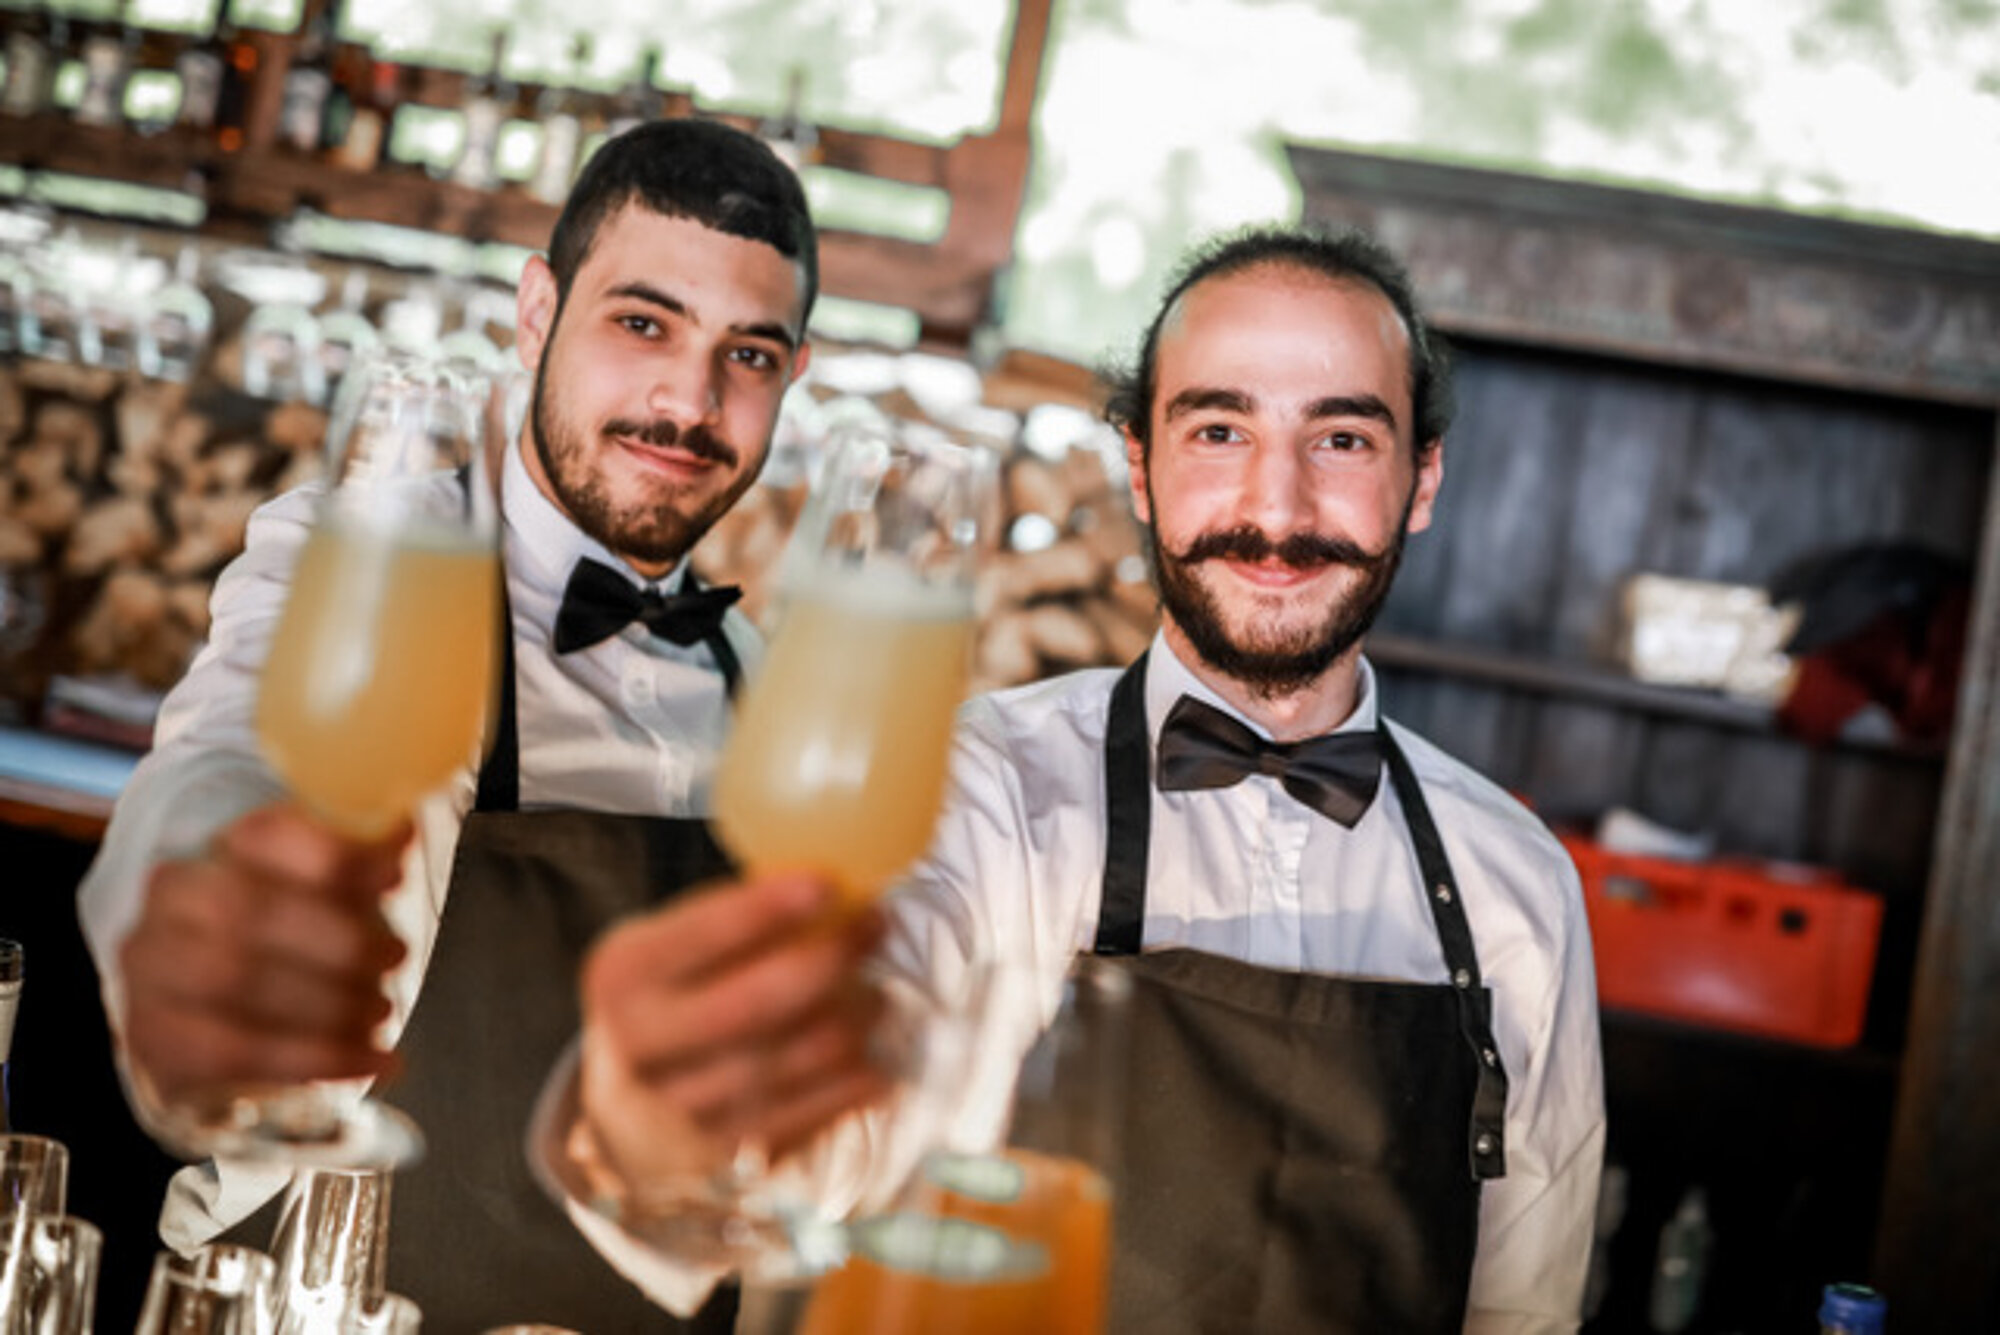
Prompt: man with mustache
<box><xmin>77</xmin><ymin>118</ymin><xmax>856</xmax><ymax>1333</ymax></box>
<box><xmin>554</xmin><ymin>223</ymin><xmax>1605</xmax><ymax>1332</ymax></box>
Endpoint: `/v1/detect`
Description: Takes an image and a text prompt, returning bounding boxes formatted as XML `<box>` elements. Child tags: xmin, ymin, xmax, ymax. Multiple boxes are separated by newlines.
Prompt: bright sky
<box><xmin>1005</xmin><ymin>0</ymin><xmax>2000</xmax><ymax>361</ymax></box>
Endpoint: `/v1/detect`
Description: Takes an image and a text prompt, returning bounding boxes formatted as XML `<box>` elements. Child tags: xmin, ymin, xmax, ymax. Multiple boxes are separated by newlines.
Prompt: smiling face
<box><xmin>513</xmin><ymin>205</ymin><xmax>813</xmax><ymax>578</ymax></box>
<box><xmin>1128</xmin><ymin>261</ymin><xmax>1443</xmax><ymax>709</ymax></box>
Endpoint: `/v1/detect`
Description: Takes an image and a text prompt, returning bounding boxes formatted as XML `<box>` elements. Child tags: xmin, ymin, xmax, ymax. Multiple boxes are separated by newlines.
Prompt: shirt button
<box><xmin>622</xmin><ymin>673</ymin><xmax>656</xmax><ymax>709</ymax></box>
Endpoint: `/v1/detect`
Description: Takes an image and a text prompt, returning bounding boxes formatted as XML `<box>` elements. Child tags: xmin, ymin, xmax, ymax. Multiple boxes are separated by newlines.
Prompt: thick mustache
<box><xmin>1172</xmin><ymin>525</ymin><xmax>1381</xmax><ymax>569</ymax></box>
<box><xmin>603</xmin><ymin>418</ymin><xmax>740</xmax><ymax>469</ymax></box>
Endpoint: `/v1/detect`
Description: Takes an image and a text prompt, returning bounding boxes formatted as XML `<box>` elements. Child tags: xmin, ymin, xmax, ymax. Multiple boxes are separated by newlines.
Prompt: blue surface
<box><xmin>0</xmin><ymin>727</ymin><xmax>139</xmax><ymax>800</ymax></box>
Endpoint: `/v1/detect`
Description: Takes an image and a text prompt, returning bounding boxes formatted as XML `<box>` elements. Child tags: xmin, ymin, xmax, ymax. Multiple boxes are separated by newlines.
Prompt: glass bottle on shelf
<box><xmin>490</xmin><ymin>35</ymin><xmax>543</xmax><ymax>187</ymax></box>
<box><xmin>527</xmin><ymin>33</ymin><xmax>592</xmax><ymax>205</ymax></box>
<box><xmin>210</xmin><ymin>8</ymin><xmax>260</xmax><ymax>153</ymax></box>
<box><xmin>1</xmin><ymin>2</ymin><xmax>57</xmax><ymax>118</ymax></box>
<box><xmin>329</xmin><ymin>46</ymin><xmax>396</xmax><ymax>171</ymax></box>
<box><xmin>603</xmin><ymin>41</ymin><xmax>660</xmax><ymax>140</ymax></box>
<box><xmin>71</xmin><ymin>2</ymin><xmax>135</xmax><ymax>127</ymax></box>
<box><xmin>174</xmin><ymin>5</ymin><xmax>225</xmax><ymax>131</ymax></box>
<box><xmin>450</xmin><ymin>28</ymin><xmax>509</xmax><ymax>190</ymax></box>
<box><xmin>1818</xmin><ymin>1283</ymin><xmax>1887</xmax><ymax>1334</ymax></box>
<box><xmin>757</xmin><ymin>64</ymin><xmax>819</xmax><ymax>172</ymax></box>
<box><xmin>44</xmin><ymin>9</ymin><xmax>81</xmax><ymax>117</ymax></box>
<box><xmin>1646</xmin><ymin>1185</ymin><xmax>1713</xmax><ymax>1333</ymax></box>
<box><xmin>1</xmin><ymin>939</ymin><xmax>22</xmax><ymax>1134</ymax></box>
<box><xmin>279</xmin><ymin>0</ymin><xmax>338</xmax><ymax>153</ymax></box>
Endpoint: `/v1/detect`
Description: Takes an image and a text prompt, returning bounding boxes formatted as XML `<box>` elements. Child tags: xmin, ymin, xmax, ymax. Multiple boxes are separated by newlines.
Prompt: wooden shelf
<box><xmin>1</xmin><ymin>115</ymin><xmax>1018</xmax><ymax>340</ymax></box>
<box><xmin>0</xmin><ymin>0</ymin><xmax>1058</xmax><ymax>346</ymax></box>
<box><xmin>1367</xmin><ymin>631</ymin><xmax>1944</xmax><ymax>761</ymax></box>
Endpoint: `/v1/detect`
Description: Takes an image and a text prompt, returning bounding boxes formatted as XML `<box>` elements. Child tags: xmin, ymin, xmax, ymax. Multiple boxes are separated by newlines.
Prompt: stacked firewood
<box><xmin>692</xmin><ymin>351</ymin><xmax>1159</xmax><ymax>695</ymax></box>
<box><xmin>1</xmin><ymin>343</ymin><xmax>1155</xmax><ymax>712</ymax></box>
<box><xmin>0</xmin><ymin>360</ymin><xmax>324</xmax><ymax>694</ymax></box>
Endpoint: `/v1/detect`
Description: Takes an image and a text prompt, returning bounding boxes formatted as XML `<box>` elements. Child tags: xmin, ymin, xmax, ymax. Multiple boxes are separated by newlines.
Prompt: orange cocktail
<box><xmin>800</xmin><ymin>1148</ymin><xmax>1112</xmax><ymax>1335</ymax></box>
<box><xmin>711</xmin><ymin>570</ymin><xmax>973</xmax><ymax>908</ymax></box>
<box><xmin>257</xmin><ymin>517</ymin><xmax>497</xmax><ymax>838</ymax></box>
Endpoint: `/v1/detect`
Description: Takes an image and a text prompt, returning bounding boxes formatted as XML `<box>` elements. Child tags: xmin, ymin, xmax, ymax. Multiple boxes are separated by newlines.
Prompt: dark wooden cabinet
<box><xmin>1293</xmin><ymin>143</ymin><xmax>2000</xmax><ymax>1332</ymax></box>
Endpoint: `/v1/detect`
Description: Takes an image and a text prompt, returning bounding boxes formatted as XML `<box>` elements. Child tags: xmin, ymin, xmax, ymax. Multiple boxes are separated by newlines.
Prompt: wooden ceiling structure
<box><xmin>0</xmin><ymin>0</ymin><xmax>1055</xmax><ymax>349</ymax></box>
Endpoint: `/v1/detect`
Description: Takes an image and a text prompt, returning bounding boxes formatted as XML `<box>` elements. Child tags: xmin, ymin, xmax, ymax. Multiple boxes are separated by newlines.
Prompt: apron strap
<box><xmin>474</xmin><ymin>565</ymin><xmax>743</xmax><ymax>814</ymax></box>
<box><xmin>1093</xmin><ymin>651</ymin><xmax>1152</xmax><ymax>956</ymax></box>
<box><xmin>1380</xmin><ymin>728</ymin><xmax>1510</xmax><ymax>1180</ymax></box>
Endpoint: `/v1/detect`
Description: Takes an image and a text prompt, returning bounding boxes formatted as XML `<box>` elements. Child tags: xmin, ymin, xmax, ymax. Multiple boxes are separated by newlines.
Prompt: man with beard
<box><xmin>77</xmin><ymin>119</ymin><xmax>870</xmax><ymax>1334</ymax></box>
<box><xmin>545</xmin><ymin>224</ymin><xmax>1606</xmax><ymax>1333</ymax></box>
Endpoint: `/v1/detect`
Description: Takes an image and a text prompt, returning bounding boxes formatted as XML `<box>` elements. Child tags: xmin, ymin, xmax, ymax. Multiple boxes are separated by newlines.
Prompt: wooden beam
<box><xmin>1872</xmin><ymin>410</ymin><xmax>2000</xmax><ymax>1329</ymax></box>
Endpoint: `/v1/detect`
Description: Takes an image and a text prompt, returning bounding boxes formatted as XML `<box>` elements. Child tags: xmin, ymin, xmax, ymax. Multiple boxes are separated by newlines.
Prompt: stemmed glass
<box><xmin>159</xmin><ymin>347</ymin><xmax>506</xmax><ymax>1169</ymax></box>
<box><xmin>652</xmin><ymin>424</ymin><xmax>998</xmax><ymax>1268</ymax></box>
<box><xmin>714</xmin><ymin>425</ymin><xmax>998</xmax><ymax>908</ymax></box>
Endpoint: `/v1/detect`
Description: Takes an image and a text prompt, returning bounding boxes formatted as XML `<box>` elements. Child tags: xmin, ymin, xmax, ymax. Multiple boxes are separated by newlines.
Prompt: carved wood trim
<box><xmin>1286</xmin><ymin>143</ymin><xmax>2000</xmax><ymax>407</ymax></box>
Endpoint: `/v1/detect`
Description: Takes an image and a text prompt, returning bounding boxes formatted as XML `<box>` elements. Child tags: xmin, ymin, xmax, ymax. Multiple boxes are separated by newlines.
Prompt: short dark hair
<box><xmin>1103</xmin><ymin>223</ymin><xmax>1454</xmax><ymax>454</ymax></box>
<box><xmin>547</xmin><ymin>118</ymin><xmax>819</xmax><ymax>326</ymax></box>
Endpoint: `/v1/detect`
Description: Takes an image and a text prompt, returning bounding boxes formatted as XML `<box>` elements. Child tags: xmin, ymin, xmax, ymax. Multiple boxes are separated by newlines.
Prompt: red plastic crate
<box><xmin>1561</xmin><ymin>834</ymin><xmax>1884</xmax><ymax>1047</ymax></box>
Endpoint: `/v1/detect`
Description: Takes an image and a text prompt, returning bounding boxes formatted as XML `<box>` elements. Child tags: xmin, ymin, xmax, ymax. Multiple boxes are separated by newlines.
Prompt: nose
<box><xmin>1240</xmin><ymin>439</ymin><xmax>1310</xmax><ymax>534</ymax></box>
<box><xmin>646</xmin><ymin>353</ymin><xmax>721</xmax><ymax>428</ymax></box>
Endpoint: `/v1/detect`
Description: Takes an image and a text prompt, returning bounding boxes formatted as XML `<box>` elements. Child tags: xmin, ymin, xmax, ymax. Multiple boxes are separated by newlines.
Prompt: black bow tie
<box><xmin>1155</xmin><ymin>694</ymin><xmax>1383</xmax><ymax>827</ymax></box>
<box><xmin>553</xmin><ymin>558</ymin><xmax>741</xmax><ymax>654</ymax></box>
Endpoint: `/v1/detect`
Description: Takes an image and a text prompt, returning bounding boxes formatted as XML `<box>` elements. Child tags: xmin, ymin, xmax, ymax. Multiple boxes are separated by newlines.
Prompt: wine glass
<box><xmin>713</xmin><ymin>424</ymin><xmax>998</xmax><ymax>908</ymax></box>
<box><xmin>650</xmin><ymin>424</ymin><xmax>998</xmax><ymax>1269</ymax></box>
<box><xmin>162</xmin><ymin>347</ymin><xmax>506</xmax><ymax>1169</ymax></box>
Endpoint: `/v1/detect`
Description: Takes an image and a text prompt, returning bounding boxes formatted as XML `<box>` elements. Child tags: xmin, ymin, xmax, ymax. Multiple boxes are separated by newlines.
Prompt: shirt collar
<box><xmin>1142</xmin><ymin>631</ymin><xmax>1380</xmax><ymax>747</ymax></box>
<box><xmin>501</xmin><ymin>428</ymin><xmax>691</xmax><ymax>601</ymax></box>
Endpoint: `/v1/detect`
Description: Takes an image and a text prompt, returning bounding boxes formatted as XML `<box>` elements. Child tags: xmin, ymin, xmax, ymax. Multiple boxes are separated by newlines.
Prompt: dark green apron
<box><xmin>382</xmin><ymin>597</ymin><xmax>744</xmax><ymax>1334</ymax></box>
<box><xmin>1093</xmin><ymin>654</ymin><xmax>1508</xmax><ymax>1334</ymax></box>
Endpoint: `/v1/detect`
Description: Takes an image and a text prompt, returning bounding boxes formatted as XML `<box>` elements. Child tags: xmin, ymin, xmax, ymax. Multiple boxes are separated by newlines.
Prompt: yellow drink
<box><xmin>800</xmin><ymin>1148</ymin><xmax>1113</xmax><ymax>1335</ymax></box>
<box><xmin>712</xmin><ymin>573</ymin><xmax>973</xmax><ymax>907</ymax></box>
<box><xmin>257</xmin><ymin>519</ymin><xmax>497</xmax><ymax>838</ymax></box>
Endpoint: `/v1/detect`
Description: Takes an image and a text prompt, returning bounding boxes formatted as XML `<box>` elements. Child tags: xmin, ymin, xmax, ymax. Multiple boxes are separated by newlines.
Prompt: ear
<box><xmin>788</xmin><ymin>339</ymin><xmax>813</xmax><ymax>385</ymax></box>
<box><xmin>515</xmin><ymin>255</ymin><xmax>559</xmax><ymax>373</ymax></box>
<box><xmin>1407</xmin><ymin>438</ymin><xmax>1444</xmax><ymax>534</ymax></box>
<box><xmin>1123</xmin><ymin>428</ymin><xmax>1152</xmax><ymax>525</ymax></box>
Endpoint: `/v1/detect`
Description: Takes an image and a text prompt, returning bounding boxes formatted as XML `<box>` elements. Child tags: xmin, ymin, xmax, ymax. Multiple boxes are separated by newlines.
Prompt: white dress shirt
<box><xmin>77</xmin><ymin>432</ymin><xmax>759</xmax><ymax>1251</ymax></box>
<box><xmin>547</xmin><ymin>635</ymin><xmax>1605</xmax><ymax>1334</ymax></box>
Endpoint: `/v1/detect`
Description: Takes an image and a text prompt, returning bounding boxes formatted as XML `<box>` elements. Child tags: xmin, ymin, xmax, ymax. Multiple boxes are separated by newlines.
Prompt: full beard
<box><xmin>530</xmin><ymin>349</ymin><xmax>757</xmax><ymax>568</ymax></box>
<box><xmin>1149</xmin><ymin>490</ymin><xmax>1414</xmax><ymax>699</ymax></box>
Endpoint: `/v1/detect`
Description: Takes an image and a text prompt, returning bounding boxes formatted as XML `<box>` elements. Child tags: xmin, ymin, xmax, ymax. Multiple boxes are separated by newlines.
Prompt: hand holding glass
<box><xmin>654</xmin><ymin>426</ymin><xmax>996</xmax><ymax>1267</ymax></box>
<box><xmin>187</xmin><ymin>349</ymin><xmax>503</xmax><ymax>1168</ymax></box>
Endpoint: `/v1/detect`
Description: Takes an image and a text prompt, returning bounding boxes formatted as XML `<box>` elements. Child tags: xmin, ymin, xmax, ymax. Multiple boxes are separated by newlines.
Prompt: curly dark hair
<box><xmin>546</xmin><ymin>117</ymin><xmax>819</xmax><ymax>324</ymax></box>
<box><xmin>1102</xmin><ymin>223</ymin><xmax>1453</xmax><ymax>455</ymax></box>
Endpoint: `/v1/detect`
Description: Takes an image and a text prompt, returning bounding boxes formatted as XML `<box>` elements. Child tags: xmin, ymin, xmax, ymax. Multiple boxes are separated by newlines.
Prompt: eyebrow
<box><xmin>1162</xmin><ymin>386</ymin><xmax>1400</xmax><ymax>431</ymax></box>
<box><xmin>605</xmin><ymin>280</ymin><xmax>800</xmax><ymax>354</ymax></box>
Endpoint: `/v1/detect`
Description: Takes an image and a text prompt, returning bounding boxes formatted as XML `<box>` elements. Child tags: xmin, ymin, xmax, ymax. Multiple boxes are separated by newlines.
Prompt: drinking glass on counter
<box><xmin>268</xmin><ymin>1168</ymin><xmax>394</xmax><ymax>1335</ymax></box>
<box><xmin>134</xmin><ymin>1245</ymin><xmax>280</xmax><ymax>1335</ymax></box>
<box><xmin>162</xmin><ymin>347</ymin><xmax>506</xmax><ymax>1169</ymax></box>
<box><xmin>0</xmin><ymin>1133</ymin><xmax>68</xmax><ymax>1219</ymax></box>
<box><xmin>0</xmin><ymin>1212</ymin><xmax>102</xmax><ymax>1335</ymax></box>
